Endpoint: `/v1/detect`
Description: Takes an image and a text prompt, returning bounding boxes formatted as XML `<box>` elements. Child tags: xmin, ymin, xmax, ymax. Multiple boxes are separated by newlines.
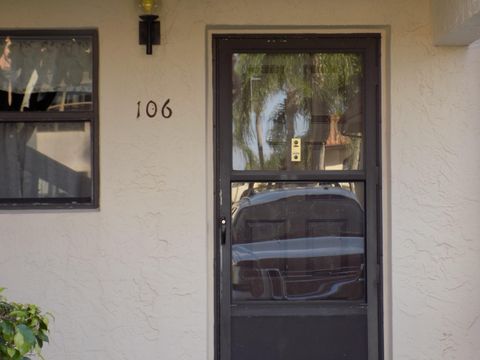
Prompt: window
<box><xmin>0</xmin><ymin>30</ymin><xmax>99</xmax><ymax>209</ymax></box>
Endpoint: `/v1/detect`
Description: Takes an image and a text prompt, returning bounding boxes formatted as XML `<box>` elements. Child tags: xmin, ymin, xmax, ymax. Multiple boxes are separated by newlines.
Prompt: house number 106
<box><xmin>137</xmin><ymin>99</ymin><xmax>173</xmax><ymax>119</ymax></box>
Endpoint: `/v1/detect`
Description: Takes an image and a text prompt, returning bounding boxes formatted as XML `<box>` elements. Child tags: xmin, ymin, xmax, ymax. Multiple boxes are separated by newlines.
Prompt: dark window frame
<box><xmin>213</xmin><ymin>33</ymin><xmax>383</xmax><ymax>360</ymax></box>
<box><xmin>0</xmin><ymin>29</ymin><xmax>99</xmax><ymax>209</ymax></box>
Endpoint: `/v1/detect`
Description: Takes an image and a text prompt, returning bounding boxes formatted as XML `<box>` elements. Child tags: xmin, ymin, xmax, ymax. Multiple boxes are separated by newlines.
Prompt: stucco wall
<box><xmin>1</xmin><ymin>1</ymin><xmax>480</xmax><ymax>359</ymax></box>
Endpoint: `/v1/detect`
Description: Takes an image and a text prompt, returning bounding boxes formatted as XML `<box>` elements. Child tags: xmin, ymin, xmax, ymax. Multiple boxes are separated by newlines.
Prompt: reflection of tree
<box><xmin>232</xmin><ymin>53</ymin><xmax>362</xmax><ymax>171</ymax></box>
<box><xmin>233</xmin><ymin>53</ymin><xmax>312</xmax><ymax>170</ymax></box>
<box><xmin>314</xmin><ymin>53</ymin><xmax>361</xmax><ymax>116</ymax></box>
<box><xmin>314</xmin><ymin>54</ymin><xmax>361</xmax><ymax>158</ymax></box>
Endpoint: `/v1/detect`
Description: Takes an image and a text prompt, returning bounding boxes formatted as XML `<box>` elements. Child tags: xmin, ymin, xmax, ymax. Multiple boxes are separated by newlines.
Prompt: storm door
<box><xmin>214</xmin><ymin>34</ymin><xmax>382</xmax><ymax>360</ymax></box>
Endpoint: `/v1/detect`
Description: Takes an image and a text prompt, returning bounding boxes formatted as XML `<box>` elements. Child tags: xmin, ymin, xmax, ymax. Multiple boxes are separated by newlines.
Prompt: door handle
<box><xmin>220</xmin><ymin>217</ymin><xmax>227</xmax><ymax>245</ymax></box>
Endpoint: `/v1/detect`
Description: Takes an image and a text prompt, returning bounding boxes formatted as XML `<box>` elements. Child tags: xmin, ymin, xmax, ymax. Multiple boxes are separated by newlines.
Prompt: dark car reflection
<box><xmin>231</xmin><ymin>184</ymin><xmax>365</xmax><ymax>301</ymax></box>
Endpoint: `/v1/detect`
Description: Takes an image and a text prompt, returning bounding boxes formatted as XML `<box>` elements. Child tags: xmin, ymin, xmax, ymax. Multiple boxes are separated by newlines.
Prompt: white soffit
<box><xmin>433</xmin><ymin>0</ymin><xmax>480</xmax><ymax>45</ymax></box>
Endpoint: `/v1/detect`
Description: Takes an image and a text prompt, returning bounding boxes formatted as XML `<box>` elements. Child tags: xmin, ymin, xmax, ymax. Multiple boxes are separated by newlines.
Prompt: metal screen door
<box><xmin>214</xmin><ymin>34</ymin><xmax>382</xmax><ymax>360</ymax></box>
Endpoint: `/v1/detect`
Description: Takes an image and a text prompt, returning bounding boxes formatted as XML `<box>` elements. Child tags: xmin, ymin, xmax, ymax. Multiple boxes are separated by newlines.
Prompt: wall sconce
<box><xmin>138</xmin><ymin>0</ymin><xmax>160</xmax><ymax>55</ymax></box>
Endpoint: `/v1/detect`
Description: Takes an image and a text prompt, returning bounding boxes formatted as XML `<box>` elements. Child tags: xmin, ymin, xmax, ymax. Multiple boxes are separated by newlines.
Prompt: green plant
<box><xmin>0</xmin><ymin>288</ymin><xmax>51</xmax><ymax>360</ymax></box>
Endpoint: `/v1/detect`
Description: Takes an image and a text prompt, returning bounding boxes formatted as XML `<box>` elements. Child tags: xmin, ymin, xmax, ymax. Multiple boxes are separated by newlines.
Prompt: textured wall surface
<box><xmin>1</xmin><ymin>1</ymin><xmax>480</xmax><ymax>359</ymax></box>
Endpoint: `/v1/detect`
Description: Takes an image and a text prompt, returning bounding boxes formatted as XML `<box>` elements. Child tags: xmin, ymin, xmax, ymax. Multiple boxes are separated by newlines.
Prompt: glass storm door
<box><xmin>214</xmin><ymin>34</ymin><xmax>382</xmax><ymax>360</ymax></box>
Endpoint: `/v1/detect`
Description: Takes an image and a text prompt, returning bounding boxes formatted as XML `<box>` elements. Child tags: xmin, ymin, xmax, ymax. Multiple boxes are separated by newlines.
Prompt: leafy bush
<box><xmin>0</xmin><ymin>288</ymin><xmax>51</xmax><ymax>360</ymax></box>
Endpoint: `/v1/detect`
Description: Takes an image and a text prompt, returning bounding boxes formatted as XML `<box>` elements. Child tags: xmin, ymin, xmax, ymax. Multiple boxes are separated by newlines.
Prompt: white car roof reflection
<box><xmin>232</xmin><ymin>236</ymin><xmax>364</xmax><ymax>265</ymax></box>
<box><xmin>234</xmin><ymin>186</ymin><xmax>363</xmax><ymax>208</ymax></box>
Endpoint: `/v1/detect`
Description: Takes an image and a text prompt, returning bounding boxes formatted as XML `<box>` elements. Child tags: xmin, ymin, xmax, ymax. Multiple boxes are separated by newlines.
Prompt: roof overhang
<box><xmin>433</xmin><ymin>0</ymin><xmax>480</xmax><ymax>45</ymax></box>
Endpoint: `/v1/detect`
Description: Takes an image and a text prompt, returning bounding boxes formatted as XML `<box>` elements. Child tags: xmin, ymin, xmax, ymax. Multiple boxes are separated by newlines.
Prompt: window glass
<box><xmin>231</xmin><ymin>182</ymin><xmax>365</xmax><ymax>301</ymax></box>
<box><xmin>0</xmin><ymin>36</ymin><xmax>93</xmax><ymax>112</ymax></box>
<box><xmin>0</xmin><ymin>30</ymin><xmax>97</xmax><ymax>208</ymax></box>
<box><xmin>232</xmin><ymin>53</ymin><xmax>363</xmax><ymax>171</ymax></box>
<box><xmin>0</xmin><ymin>122</ymin><xmax>92</xmax><ymax>200</ymax></box>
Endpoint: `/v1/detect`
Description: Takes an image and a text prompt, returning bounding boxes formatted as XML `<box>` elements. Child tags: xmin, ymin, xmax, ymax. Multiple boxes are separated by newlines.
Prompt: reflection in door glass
<box><xmin>231</xmin><ymin>182</ymin><xmax>365</xmax><ymax>301</ymax></box>
<box><xmin>232</xmin><ymin>53</ymin><xmax>363</xmax><ymax>171</ymax></box>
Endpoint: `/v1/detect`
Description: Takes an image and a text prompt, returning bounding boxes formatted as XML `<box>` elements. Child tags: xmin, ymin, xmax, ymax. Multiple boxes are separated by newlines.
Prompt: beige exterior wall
<box><xmin>1</xmin><ymin>0</ymin><xmax>480</xmax><ymax>359</ymax></box>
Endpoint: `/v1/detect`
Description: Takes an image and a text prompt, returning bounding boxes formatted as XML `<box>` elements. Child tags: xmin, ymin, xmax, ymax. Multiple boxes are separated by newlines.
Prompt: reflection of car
<box><xmin>231</xmin><ymin>185</ymin><xmax>365</xmax><ymax>301</ymax></box>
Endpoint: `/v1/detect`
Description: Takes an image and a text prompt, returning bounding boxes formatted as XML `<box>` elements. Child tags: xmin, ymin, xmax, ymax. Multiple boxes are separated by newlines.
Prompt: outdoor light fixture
<box><xmin>138</xmin><ymin>0</ymin><xmax>160</xmax><ymax>55</ymax></box>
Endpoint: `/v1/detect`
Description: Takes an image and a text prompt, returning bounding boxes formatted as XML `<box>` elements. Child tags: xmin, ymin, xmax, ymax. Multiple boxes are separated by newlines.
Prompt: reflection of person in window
<box><xmin>0</xmin><ymin>37</ymin><xmax>58</xmax><ymax>111</ymax></box>
<box><xmin>0</xmin><ymin>37</ymin><xmax>20</xmax><ymax>110</ymax></box>
<box><xmin>0</xmin><ymin>37</ymin><xmax>11</xmax><ymax>71</ymax></box>
<box><xmin>0</xmin><ymin>37</ymin><xmax>37</xmax><ymax>111</ymax></box>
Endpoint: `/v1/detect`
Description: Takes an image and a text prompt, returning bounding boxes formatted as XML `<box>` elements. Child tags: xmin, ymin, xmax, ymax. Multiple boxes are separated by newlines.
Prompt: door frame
<box><xmin>206</xmin><ymin>26</ymin><xmax>391</xmax><ymax>360</ymax></box>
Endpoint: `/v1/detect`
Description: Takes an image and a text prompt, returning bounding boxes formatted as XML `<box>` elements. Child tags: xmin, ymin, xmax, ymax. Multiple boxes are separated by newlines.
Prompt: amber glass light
<box><xmin>138</xmin><ymin>0</ymin><xmax>158</xmax><ymax>14</ymax></box>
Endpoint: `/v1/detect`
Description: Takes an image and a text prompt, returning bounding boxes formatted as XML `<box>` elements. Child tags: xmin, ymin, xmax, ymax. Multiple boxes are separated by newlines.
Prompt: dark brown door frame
<box><xmin>213</xmin><ymin>33</ymin><xmax>383</xmax><ymax>360</ymax></box>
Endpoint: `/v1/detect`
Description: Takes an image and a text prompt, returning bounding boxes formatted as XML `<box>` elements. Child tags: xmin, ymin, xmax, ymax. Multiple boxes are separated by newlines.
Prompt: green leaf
<box><xmin>13</xmin><ymin>331</ymin><xmax>24</xmax><ymax>349</ymax></box>
<box><xmin>37</xmin><ymin>331</ymin><xmax>49</xmax><ymax>342</ymax></box>
<box><xmin>1</xmin><ymin>321</ymin><xmax>15</xmax><ymax>336</ymax></box>
<box><xmin>9</xmin><ymin>310</ymin><xmax>27</xmax><ymax>319</ymax></box>
<box><xmin>16</xmin><ymin>325</ymin><xmax>36</xmax><ymax>346</ymax></box>
<box><xmin>18</xmin><ymin>342</ymin><xmax>31</xmax><ymax>356</ymax></box>
<box><xmin>7</xmin><ymin>346</ymin><xmax>17</xmax><ymax>357</ymax></box>
<box><xmin>39</xmin><ymin>320</ymin><xmax>48</xmax><ymax>331</ymax></box>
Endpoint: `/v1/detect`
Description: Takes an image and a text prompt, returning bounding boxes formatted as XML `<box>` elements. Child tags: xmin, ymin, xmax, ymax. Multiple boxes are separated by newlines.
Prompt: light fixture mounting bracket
<box><xmin>139</xmin><ymin>14</ymin><xmax>160</xmax><ymax>55</ymax></box>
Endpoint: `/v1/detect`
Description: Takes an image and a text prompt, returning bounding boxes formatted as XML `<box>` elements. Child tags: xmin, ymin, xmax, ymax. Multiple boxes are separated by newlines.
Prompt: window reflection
<box><xmin>232</xmin><ymin>53</ymin><xmax>363</xmax><ymax>171</ymax></box>
<box><xmin>0</xmin><ymin>122</ymin><xmax>91</xmax><ymax>199</ymax></box>
<box><xmin>0</xmin><ymin>36</ymin><xmax>93</xmax><ymax>112</ymax></box>
<box><xmin>231</xmin><ymin>182</ymin><xmax>365</xmax><ymax>301</ymax></box>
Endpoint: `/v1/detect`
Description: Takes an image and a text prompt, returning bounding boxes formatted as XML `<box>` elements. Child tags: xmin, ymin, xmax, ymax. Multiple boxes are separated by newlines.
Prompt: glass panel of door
<box><xmin>231</xmin><ymin>181</ymin><xmax>365</xmax><ymax>302</ymax></box>
<box><xmin>232</xmin><ymin>53</ymin><xmax>363</xmax><ymax>171</ymax></box>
